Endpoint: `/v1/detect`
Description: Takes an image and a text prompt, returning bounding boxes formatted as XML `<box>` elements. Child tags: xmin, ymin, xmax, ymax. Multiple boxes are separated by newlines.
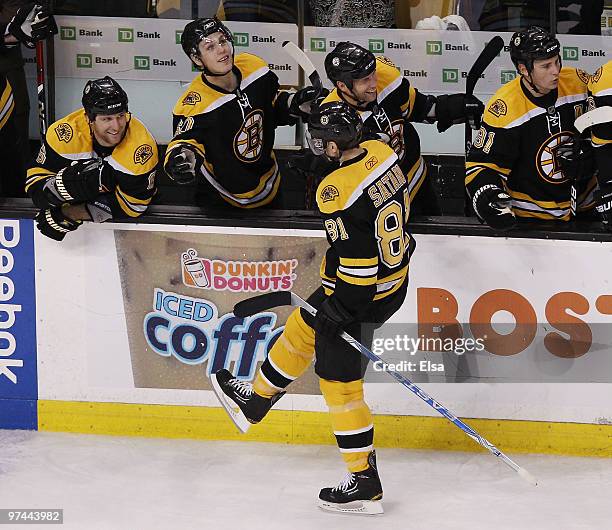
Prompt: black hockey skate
<box><xmin>318</xmin><ymin>451</ymin><xmax>383</xmax><ymax>515</ymax></box>
<box><xmin>211</xmin><ymin>369</ymin><xmax>285</xmax><ymax>433</ymax></box>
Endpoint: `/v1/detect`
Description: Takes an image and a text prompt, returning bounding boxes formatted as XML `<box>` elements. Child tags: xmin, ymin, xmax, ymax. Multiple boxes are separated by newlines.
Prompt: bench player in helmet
<box><xmin>164</xmin><ymin>17</ymin><xmax>321</xmax><ymax>209</ymax></box>
<box><xmin>212</xmin><ymin>101</ymin><xmax>415</xmax><ymax>515</ymax></box>
<box><xmin>586</xmin><ymin>60</ymin><xmax>612</xmax><ymax>230</ymax></box>
<box><xmin>321</xmin><ymin>41</ymin><xmax>485</xmax><ymax>216</ymax></box>
<box><xmin>26</xmin><ymin>76</ymin><xmax>158</xmax><ymax>241</ymax></box>
<box><xmin>465</xmin><ymin>26</ymin><xmax>594</xmax><ymax>229</ymax></box>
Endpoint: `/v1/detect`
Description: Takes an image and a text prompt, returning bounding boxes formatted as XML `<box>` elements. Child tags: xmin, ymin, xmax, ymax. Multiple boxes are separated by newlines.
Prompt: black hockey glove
<box><xmin>7</xmin><ymin>3</ymin><xmax>58</xmax><ymax>49</ymax></box>
<box><xmin>435</xmin><ymin>93</ymin><xmax>484</xmax><ymax>132</ymax></box>
<box><xmin>555</xmin><ymin>134</ymin><xmax>595</xmax><ymax>181</ymax></box>
<box><xmin>313</xmin><ymin>297</ymin><xmax>354</xmax><ymax>341</ymax></box>
<box><xmin>595</xmin><ymin>180</ymin><xmax>612</xmax><ymax>231</ymax></box>
<box><xmin>164</xmin><ymin>144</ymin><xmax>202</xmax><ymax>185</ymax></box>
<box><xmin>289</xmin><ymin>86</ymin><xmax>330</xmax><ymax>122</ymax></box>
<box><xmin>41</xmin><ymin>158</ymin><xmax>108</xmax><ymax>207</ymax></box>
<box><xmin>35</xmin><ymin>207</ymin><xmax>82</xmax><ymax>241</ymax></box>
<box><xmin>472</xmin><ymin>184</ymin><xmax>516</xmax><ymax>230</ymax></box>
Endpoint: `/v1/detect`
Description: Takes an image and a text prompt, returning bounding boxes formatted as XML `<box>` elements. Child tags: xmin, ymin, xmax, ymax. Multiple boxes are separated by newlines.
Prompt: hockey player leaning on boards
<box><xmin>164</xmin><ymin>17</ymin><xmax>323</xmax><ymax>209</ymax></box>
<box><xmin>212</xmin><ymin>101</ymin><xmax>415</xmax><ymax>516</ymax></box>
<box><xmin>320</xmin><ymin>41</ymin><xmax>485</xmax><ymax>216</ymax></box>
<box><xmin>465</xmin><ymin>26</ymin><xmax>595</xmax><ymax>229</ymax></box>
<box><xmin>587</xmin><ymin>60</ymin><xmax>612</xmax><ymax>230</ymax></box>
<box><xmin>26</xmin><ymin>76</ymin><xmax>159</xmax><ymax>241</ymax></box>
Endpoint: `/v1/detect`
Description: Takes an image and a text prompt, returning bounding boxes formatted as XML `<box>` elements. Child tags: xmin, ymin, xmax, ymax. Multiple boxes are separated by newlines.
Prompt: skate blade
<box><xmin>210</xmin><ymin>374</ymin><xmax>251</xmax><ymax>434</ymax></box>
<box><xmin>318</xmin><ymin>499</ymin><xmax>383</xmax><ymax>516</ymax></box>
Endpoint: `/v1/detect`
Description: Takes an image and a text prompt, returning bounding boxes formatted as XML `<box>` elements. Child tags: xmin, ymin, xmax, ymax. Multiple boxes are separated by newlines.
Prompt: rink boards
<box><xmin>1</xmin><ymin>219</ymin><xmax>612</xmax><ymax>457</ymax></box>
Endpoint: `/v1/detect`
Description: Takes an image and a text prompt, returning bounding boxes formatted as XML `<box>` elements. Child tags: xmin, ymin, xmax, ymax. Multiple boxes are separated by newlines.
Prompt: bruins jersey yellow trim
<box><xmin>316</xmin><ymin>140</ymin><xmax>398</xmax><ymax>214</ymax></box>
<box><xmin>45</xmin><ymin>109</ymin><xmax>157</xmax><ymax>175</ymax></box>
<box><xmin>25</xmin><ymin>169</ymin><xmax>55</xmax><ymax>193</ymax></box>
<box><xmin>173</xmin><ymin>53</ymin><xmax>269</xmax><ymax>118</ymax></box>
<box><xmin>592</xmin><ymin>134</ymin><xmax>612</xmax><ymax>146</ymax></box>
<box><xmin>373</xmin><ymin>266</ymin><xmax>408</xmax><ymax>300</ymax></box>
<box><xmin>115</xmin><ymin>186</ymin><xmax>152</xmax><ymax>217</ymax></box>
<box><xmin>484</xmin><ymin>68</ymin><xmax>588</xmax><ymax>130</ymax></box>
<box><xmin>588</xmin><ymin>60</ymin><xmax>612</xmax><ymax>98</ymax></box>
<box><xmin>465</xmin><ymin>162</ymin><xmax>512</xmax><ymax>185</ymax></box>
<box><xmin>406</xmin><ymin>156</ymin><xmax>427</xmax><ymax>200</ymax></box>
<box><xmin>0</xmin><ymin>78</ymin><xmax>14</xmax><ymax>130</ymax></box>
<box><xmin>165</xmin><ymin>138</ymin><xmax>206</xmax><ymax>164</ymax></box>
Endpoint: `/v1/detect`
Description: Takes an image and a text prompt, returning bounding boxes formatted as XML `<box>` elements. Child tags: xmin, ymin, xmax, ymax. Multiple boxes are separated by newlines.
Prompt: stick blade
<box><xmin>518</xmin><ymin>467</ymin><xmax>538</xmax><ymax>487</ymax></box>
<box><xmin>466</xmin><ymin>35</ymin><xmax>504</xmax><ymax>95</ymax></box>
<box><xmin>233</xmin><ymin>291</ymin><xmax>294</xmax><ymax>317</ymax></box>
<box><xmin>282</xmin><ymin>40</ymin><xmax>322</xmax><ymax>89</ymax></box>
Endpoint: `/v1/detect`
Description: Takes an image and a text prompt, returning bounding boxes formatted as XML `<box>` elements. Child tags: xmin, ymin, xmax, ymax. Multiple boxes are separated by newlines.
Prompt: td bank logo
<box><xmin>310</xmin><ymin>37</ymin><xmax>326</xmax><ymax>52</ymax></box>
<box><xmin>76</xmin><ymin>54</ymin><xmax>92</xmax><ymax>68</ymax></box>
<box><xmin>501</xmin><ymin>70</ymin><xmax>517</xmax><ymax>83</ymax></box>
<box><xmin>442</xmin><ymin>68</ymin><xmax>459</xmax><ymax>83</ymax></box>
<box><xmin>426</xmin><ymin>41</ymin><xmax>442</xmax><ymax>55</ymax></box>
<box><xmin>118</xmin><ymin>28</ymin><xmax>134</xmax><ymax>42</ymax></box>
<box><xmin>175</xmin><ymin>30</ymin><xmax>183</xmax><ymax>44</ymax></box>
<box><xmin>234</xmin><ymin>33</ymin><xmax>249</xmax><ymax>46</ymax></box>
<box><xmin>134</xmin><ymin>56</ymin><xmax>150</xmax><ymax>70</ymax></box>
<box><xmin>369</xmin><ymin>39</ymin><xmax>384</xmax><ymax>53</ymax></box>
<box><xmin>60</xmin><ymin>26</ymin><xmax>76</xmax><ymax>40</ymax></box>
<box><xmin>563</xmin><ymin>46</ymin><xmax>579</xmax><ymax>60</ymax></box>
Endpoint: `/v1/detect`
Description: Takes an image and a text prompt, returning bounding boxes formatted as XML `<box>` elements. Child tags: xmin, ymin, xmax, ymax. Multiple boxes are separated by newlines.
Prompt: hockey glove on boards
<box><xmin>435</xmin><ymin>93</ymin><xmax>484</xmax><ymax>132</ymax></box>
<box><xmin>313</xmin><ymin>297</ymin><xmax>354</xmax><ymax>341</ymax></box>
<box><xmin>35</xmin><ymin>207</ymin><xmax>82</xmax><ymax>241</ymax></box>
<box><xmin>288</xmin><ymin>86</ymin><xmax>330</xmax><ymax>122</ymax></box>
<box><xmin>39</xmin><ymin>158</ymin><xmax>109</xmax><ymax>208</ymax></box>
<box><xmin>595</xmin><ymin>180</ymin><xmax>612</xmax><ymax>231</ymax></box>
<box><xmin>472</xmin><ymin>184</ymin><xmax>516</xmax><ymax>230</ymax></box>
<box><xmin>164</xmin><ymin>144</ymin><xmax>202</xmax><ymax>185</ymax></box>
<box><xmin>6</xmin><ymin>3</ymin><xmax>58</xmax><ymax>48</ymax></box>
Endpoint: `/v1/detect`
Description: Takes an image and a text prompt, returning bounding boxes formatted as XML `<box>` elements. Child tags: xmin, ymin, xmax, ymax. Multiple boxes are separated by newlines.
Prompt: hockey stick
<box><xmin>35</xmin><ymin>1</ymin><xmax>52</xmax><ymax>137</ymax></box>
<box><xmin>282</xmin><ymin>40</ymin><xmax>324</xmax><ymax>95</ymax></box>
<box><xmin>465</xmin><ymin>35</ymin><xmax>504</xmax><ymax>152</ymax></box>
<box><xmin>234</xmin><ymin>291</ymin><xmax>538</xmax><ymax>486</ymax></box>
<box><xmin>464</xmin><ymin>36</ymin><xmax>504</xmax><ymax>215</ymax></box>
<box><xmin>574</xmin><ymin>106</ymin><xmax>612</xmax><ymax>133</ymax></box>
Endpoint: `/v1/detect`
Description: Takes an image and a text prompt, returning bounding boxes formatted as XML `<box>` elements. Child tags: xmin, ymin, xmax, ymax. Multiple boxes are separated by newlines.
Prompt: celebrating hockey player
<box><xmin>26</xmin><ymin>76</ymin><xmax>158</xmax><ymax>241</ymax></box>
<box><xmin>465</xmin><ymin>26</ymin><xmax>594</xmax><ymax>229</ymax></box>
<box><xmin>212</xmin><ymin>101</ymin><xmax>415</xmax><ymax>515</ymax></box>
<box><xmin>320</xmin><ymin>41</ymin><xmax>484</xmax><ymax>215</ymax></box>
<box><xmin>586</xmin><ymin>60</ymin><xmax>612</xmax><ymax>230</ymax></box>
<box><xmin>164</xmin><ymin>17</ymin><xmax>321</xmax><ymax>209</ymax></box>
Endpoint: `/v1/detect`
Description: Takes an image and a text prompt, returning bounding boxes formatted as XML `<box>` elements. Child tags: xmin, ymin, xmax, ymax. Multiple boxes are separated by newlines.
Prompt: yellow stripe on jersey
<box><xmin>165</xmin><ymin>138</ymin><xmax>206</xmax><ymax>163</ymax></box>
<box><xmin>25</xmin><ymin>169</ymin><xmax>56</xmax><ymax>193</ymax></box>
<box><xmin>115</xmin><ymin>187</ymin><xmax>152</xmax><ymax>217</ymax></box>
<box><xmin>592</xmin><ymin>134</ymin><xmax>612</xmax><ymax>146</ymax></box>
<box><xmin>339</xmin><ymin>257</ymin><xmax>379</xmax><ymax>267</ymax></box>
<box><xmin>316</xmin><ymin>140</ymin><xmax>398</xmax><ymax>214</ymax></box>
<box><xmin>406</xmin><ymin>156</ymin><xmax>427</xmax><ymax>200</ymax></box>
<box><xmin>233</xmin><ymin>152</ymin><xmax>278</xmax><ymax>199</ymax></box>
<box><xmin>508</xmin><ymin>188</ymin><xmax>571</xmax><ymax>209</ymax></box>
<box><xmin>465</xmin><ymin>162</ymin><xmax>512</xmax><ymax>185</ymax></box>
<box><xmin>0</xmin><ymin>79</ymin><xmax>15</xmax><ymax>130</ymax></box>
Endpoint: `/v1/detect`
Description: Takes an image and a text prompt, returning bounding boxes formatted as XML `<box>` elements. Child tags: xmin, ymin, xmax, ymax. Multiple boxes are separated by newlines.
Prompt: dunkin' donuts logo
<box><xmin>181</xmin><ymin>248</ymin><xmax>298</xmax><ymax>292</ymax></box>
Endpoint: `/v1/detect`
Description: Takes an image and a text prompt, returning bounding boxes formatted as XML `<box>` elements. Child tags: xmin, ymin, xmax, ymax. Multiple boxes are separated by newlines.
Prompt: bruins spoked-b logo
<box><xmin>537</xmin><ymin>132</ymin><xmax>573</xmax><ymax>184</ymax></box>
<box><xmin>234</xmin><ymin>110</ymin><xmax>264</xmax><ymax>163</ymax></box>
<box><xmin>134</xmin><ymin>144</ymin><xmax>154</xmax><ymax>165</ymax></box>
<box><xmin>55</xmin><ymin>122</ymin><xmax>74</xmax><ymax>143</ymax></box>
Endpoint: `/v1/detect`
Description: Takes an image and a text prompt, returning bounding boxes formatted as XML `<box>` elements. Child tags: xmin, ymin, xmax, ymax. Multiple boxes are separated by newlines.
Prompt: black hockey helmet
<box><xmin>509</xmin><ymin>26</ymin><xmax>561</xmax><ymax>72</ymax></box>
<box><xmin>324</xmin><ymin>41</ymin><xmax>376</xmax><ymax>89</ymax></box>
<box><xmin>82</xmin><ymin>76</ymin><xmax>128</xmax><ymax>121</ymax></box>
<box><xmin>181</xmin><ymin>16</ymin><xmax>233</xmax><ymax>70</ymax></box>
<box><xmin>307</xmin><ymin>101</ymin><xmax>364</xmax><ymax>155</ymax></box>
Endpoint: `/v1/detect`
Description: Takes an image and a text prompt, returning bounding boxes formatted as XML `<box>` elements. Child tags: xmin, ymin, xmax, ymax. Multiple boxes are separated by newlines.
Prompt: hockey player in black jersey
<box><xmin>587</xmin><ymin>60</ymin><xmax>612</xmax><ymax>230</ymax></box>
<box><xmin>320</xmin><ymin>41</ymin><xmax>484</xmax><ymax>216</ymax></box>
<box><xmin>466</xmin><ymin>26</ymin><xmax>594</xmax><ymax>228</ymax></box>
<box><xmin>26</xmin><ymin>76</ymin><xmax>158</xmax><ymax>241</ymax></box>
<box><xmin>212</xmin><ymin>101</ymin><xmax>416</xmax><ymax>515</ymax></box>
<box><xmin>164</xmin><ymin>17</ymin><xmax>321</xmax><ymax>209</ymax></box>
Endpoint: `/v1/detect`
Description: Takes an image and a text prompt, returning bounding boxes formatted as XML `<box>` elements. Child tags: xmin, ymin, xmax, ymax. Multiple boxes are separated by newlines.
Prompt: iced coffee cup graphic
<box><xmin>182</xmin><ymin>249</ymin><xmax>211</xmax><ymax>288</ymax></box>
<box><xmin>114</xmin><ymin>229</ymin><xmax>327</xmax><ymax>393</ymax></box>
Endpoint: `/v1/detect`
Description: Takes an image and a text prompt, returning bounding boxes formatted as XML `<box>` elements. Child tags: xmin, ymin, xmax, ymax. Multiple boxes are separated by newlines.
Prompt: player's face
<box><xmin>196</xmin><ymin>31</ymin><xmax>233</xmax><ymax>75</ymax></box>
<box><xmin>91</xmin><ymin>111</ymin><xmax>128</xmax><ymax>147</ymax></box>
<box><xmin>528</xmin><ymin>56</ymin><xmax>561</xmax><ymax>93</ymax></box>
<box><xmin>350</xmin><ymin>71</ymin><xmax>378</xmax><ymax>104</ymax></box>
